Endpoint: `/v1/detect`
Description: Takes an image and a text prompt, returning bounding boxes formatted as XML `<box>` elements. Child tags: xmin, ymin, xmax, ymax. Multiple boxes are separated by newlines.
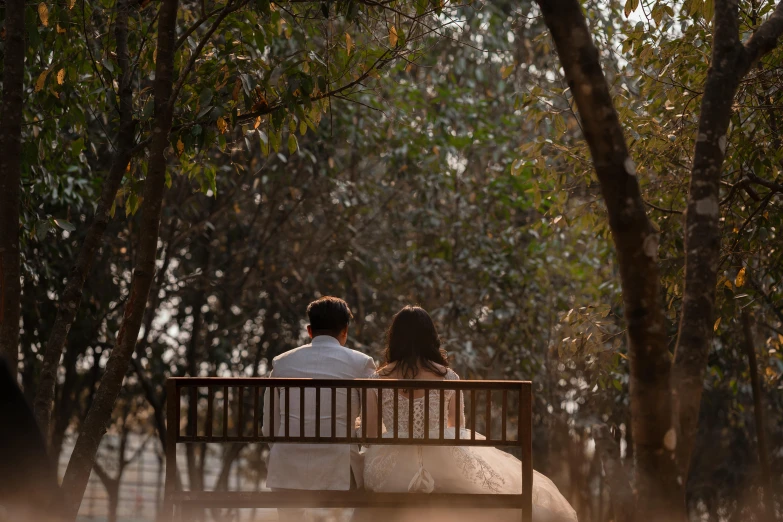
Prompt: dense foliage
<box><xmin>1</xmin><ymin>0</ymin><xmax>782</xmax><ymax>521</ymax></box>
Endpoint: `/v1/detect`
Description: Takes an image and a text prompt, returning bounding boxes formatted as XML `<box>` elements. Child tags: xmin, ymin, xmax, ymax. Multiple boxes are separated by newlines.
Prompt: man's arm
<box><xmin>361</xmin><ymin>355</ymin><xmax>377</xmax><ymax>378</ymax></box>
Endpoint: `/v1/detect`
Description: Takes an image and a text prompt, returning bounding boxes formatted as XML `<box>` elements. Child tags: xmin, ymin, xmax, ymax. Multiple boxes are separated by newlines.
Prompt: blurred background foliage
<box><xmin>4</xmin><ymin>0</ymin><xmax>782</xmax><ymax>519</ymax></box>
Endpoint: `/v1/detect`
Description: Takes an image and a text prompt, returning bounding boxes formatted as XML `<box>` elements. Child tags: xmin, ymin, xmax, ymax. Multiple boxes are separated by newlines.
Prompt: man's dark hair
<box><xmin>307</xmin><ymin>296</ymin><xmax>353</xmax><ymax>337</ymax></box>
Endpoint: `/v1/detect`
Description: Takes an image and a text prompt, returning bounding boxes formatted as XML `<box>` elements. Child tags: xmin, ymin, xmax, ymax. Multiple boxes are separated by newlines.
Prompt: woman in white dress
<box><xmin>361</xmin><ymin>306</ymin><xmax>577</xmax><ymax>522</ymax></box>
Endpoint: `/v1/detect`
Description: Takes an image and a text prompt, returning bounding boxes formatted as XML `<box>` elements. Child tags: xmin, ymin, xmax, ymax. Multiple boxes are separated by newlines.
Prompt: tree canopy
<box><xmin>1</xmin><ymin>0</ymin><xmax>782</xmax><ymax>521</ymax></box>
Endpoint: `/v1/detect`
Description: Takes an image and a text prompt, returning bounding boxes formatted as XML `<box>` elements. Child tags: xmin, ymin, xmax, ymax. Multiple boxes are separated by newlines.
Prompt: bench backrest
<box><xmin>163</xmin><ymin>377</ymin><xmax>532</xmax><ymax>515</ymax></box>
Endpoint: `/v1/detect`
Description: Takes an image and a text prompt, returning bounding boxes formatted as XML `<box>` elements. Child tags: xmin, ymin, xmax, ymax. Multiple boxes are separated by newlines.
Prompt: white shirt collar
<box><xmin>311</xmin><ymin>335</ymin><xmax>342</xmax><ymax>347</ymax></box>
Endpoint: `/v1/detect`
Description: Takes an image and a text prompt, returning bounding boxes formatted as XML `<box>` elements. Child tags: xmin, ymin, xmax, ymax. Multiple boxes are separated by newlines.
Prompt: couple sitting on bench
<box><xmin>262</xmin><ymin>297</ymin><xmax>577</xmax><ymax>522</ymax></box>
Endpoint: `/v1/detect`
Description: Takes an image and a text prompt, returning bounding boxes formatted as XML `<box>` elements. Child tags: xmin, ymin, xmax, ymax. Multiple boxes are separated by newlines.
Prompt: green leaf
<box><xmin>624</xmin><ymin>0</ymin><xmax>639</xmax><ymax>17</ymax></box>
<box><xmin>270</xmin><ymin>129</ymin><xmax>281</xmax><ymax>153</ymax></box>
<box><xmin>702</xmin><ymin>0</ymin><xmax>714</xmax><ymax>20</ymax></box>
<box><xmin>142</xmin><ymin>98</ymin><xmax>154</xmax><ymax>120</ymax></box>
<box><xmin>259</xmin><ymin>130</ymin><xmax>269</xmax><ymax>156</ymax></box>
<box><xmin>36</xmin><ymin>220</ymin><xmax>52</xmax><ymax>241</ymax></box>
<box><xmin>305</xmin><ymin>114</ymin><xmax>318</xmax><ymax>133</ymax></box>
<box><xmin>272</xmin><ymin>108</ymin><xmax>285</xmax><ymax>130</ymax></box>
<box><xmin>300</xmin><ymin>75</ymin><xmax>314</xmax><ymax>96</ymax></box>
<box><xmin>196</xmin><ymin>105</ymin><xmax>214</xmax><ymax>119</ymax></box>
<box><xmin>651</xmin><ymin>2</ymin><xmax>664</xmax><ymax>25</ymax></box>
<box><xmin>126</xmin><ymin>193</ymin><xmax>140</xmax><ymax>217</ymax></box>
<box><xmin>54</xmin><ymin>218</ymin><xmax>76</xmax><ymax>232</ymax></box>
<box><xmin>553</xmin><ymin>114</ymin><xmax>566</xmax><ymax>135</ymax></box>
<box><xmin>199</xmin><ymin>88</ymin><xmax>214</xmax><ymax>107</ymax></box>
<box><xmin>686</xmin><ymin>0</ymin><xmax>704</xmax><ymax>16</ymax></box>
<box><xmin>255</xmin><ymin>0</ymin><xmax>271</xmax><ymax>15</ymax></box>
<box><xmin>288</xmin><ymin>133</ymin><xmax>298</xmax><ymax>155</ymax></box>
<box><xmin>71</xmin><ymin>138</ymin><xmax>84</xmax><ymax>159</ymax></box>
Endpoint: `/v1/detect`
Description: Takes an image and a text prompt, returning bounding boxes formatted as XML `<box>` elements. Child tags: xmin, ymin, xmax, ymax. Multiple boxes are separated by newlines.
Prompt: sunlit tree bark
<box><xmin>533</xmin><ymin>0</ymin><xmax>783</xmax><ymax>519</ymax></box>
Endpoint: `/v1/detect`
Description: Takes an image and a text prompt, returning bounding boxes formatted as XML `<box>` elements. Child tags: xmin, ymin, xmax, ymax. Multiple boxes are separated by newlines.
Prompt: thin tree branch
<box><xmin>169</xmin><ymin>1</ymin><xmax>248</xmax><ymax>109</ymax></box>
<box><xmin>174</xmin><ymin>7</ymin><xmax>226</xmax><ymax>51</ymax></box>
<box><xmin>741</xmin><ymin>1</ymin><xmax>783</xmax><ymax>75</ymax></box>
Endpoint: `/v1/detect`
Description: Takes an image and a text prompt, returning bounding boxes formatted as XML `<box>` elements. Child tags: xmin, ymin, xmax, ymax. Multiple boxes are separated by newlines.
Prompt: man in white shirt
<box><xmin>263</xmin><ymin>296</ymin><xmax>376</xmax><ymax>522</ymax></box>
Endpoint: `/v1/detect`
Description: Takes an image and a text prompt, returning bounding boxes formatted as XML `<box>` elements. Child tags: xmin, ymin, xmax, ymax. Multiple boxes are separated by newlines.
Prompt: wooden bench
<box><xmin>163</xmin><ymin>377</ymin><xmax>533</xmax><ymax>521</ymax></box>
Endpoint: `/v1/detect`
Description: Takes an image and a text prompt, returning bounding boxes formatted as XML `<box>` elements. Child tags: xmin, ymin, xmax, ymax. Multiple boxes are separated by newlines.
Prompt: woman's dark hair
<box><xmin>379</xmin><ymin>306</ymin><xmax>449</xmax><ymax>379</ymax></box>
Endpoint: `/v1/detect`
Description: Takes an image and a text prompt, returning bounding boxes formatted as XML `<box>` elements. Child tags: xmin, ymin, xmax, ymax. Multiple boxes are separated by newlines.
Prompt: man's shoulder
<box><xmin>272</xmin><ymin>343</ymin><xmax>312</xmax><ymax>365</ymax></box>
<box><xmin>272</xmin><ymin>342</ymin><xmax>373</xmax><ymax>367</ymax></box>
<box><xmin>323</xmin><ymin>342</ymin><xmax>371</xmax><ymax>362</ymax></box>
<box><xmin>343</xmin><ymin>348</ymin><xmax>374</xmax><ymax>367</ymax></box>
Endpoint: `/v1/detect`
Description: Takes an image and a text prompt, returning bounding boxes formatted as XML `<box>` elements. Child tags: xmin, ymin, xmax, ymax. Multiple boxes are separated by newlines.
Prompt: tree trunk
<box><xmin>533</xmin><ymin>1</ymin><xmax>681</xmax><ymax>519</ymax></box>
<box><xmin>208</xmin><ymin>444</ymin><xmax>245</xmax><ymax>522</ymax></box>
<box><xmin>0</xmin><ymin>0</ymin><xmax>26</xmax><ymax>380</ymax></box>
<box><xmin>92</xmin><ymin>464</ymin><xmax>120</xmax><ymax>522</ymax></box>
<box><xmin>51</xmin><ymin>340</ymin><xmax>85</xmax><ymax>463</ymax></box>
<box><xmin>58</xmin><ymin>0</ymin><xmax>179</xmax><ymax>515</ymax></box>
<box><xmin>670</xmin><ymin>0</ymin><xmax>743</xmax><ymax>479</ymax></box>
<box><xmin>32</xmin><ymin>0</ymin><xmax>137</xmax><ymax>442</ymax></box>
<box><xmin>132</xmin><ymin>357</ymin><xmax>169</xmax><ymax>451</ymax></box>
<box><xmin>535</xmin><ymin>1</ymin><xmax>783</xmax><ymax>519</ymax></box>
<box><xmin>130</xmin><ymin>220</ymin><xmax>176</xmax><ymax>460</ymax></box>
<box><xmin>671</xmin><ymin>0</ymin><xmax>783</xmax><ymax>480</ymax></box>
<box><xmin>107</xmin><ymin>487</ymin><xmax>119</xmax><ymax>522</ymax></box>
<box><xmin>741</xmin><ymin>310</ymin><xmax>774</xmax><ymax>522</ymax></box>
<box><xmin>593</xmin><ymin>425</ymin><xmax>634</xmax><ymax>522</ymax></box>
<box><xmin>184</xmin><ymin>256</ymin><xmax>208</xmax><ymax>494</ymax></box>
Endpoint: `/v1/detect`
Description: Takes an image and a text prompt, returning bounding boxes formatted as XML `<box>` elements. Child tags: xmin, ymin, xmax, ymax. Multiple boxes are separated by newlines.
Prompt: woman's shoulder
<box><xmin>433</xmin><ymin>364</ymin><xmax>459</xmax><ymax>380</ymax></box>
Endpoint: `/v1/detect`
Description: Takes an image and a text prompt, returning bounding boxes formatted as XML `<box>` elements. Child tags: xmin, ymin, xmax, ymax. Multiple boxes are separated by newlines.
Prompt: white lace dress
<box><xmin>362</xmin><ymin>370</ymin><xmax>577</xmax><ymax>522</ymax></box>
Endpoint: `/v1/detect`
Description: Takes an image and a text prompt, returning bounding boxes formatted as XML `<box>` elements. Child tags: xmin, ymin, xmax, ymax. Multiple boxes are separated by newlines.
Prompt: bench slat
<box><xmin>188</xmin><ymin>387</ymin><xmax>197</xmax><ymax>437</ymax></box>
<box><xmin>454</xmin><ymin>387</ymin><xmax>460</xmax><ymax>440</ymax></box>
<box><xmin>471</xmin><ymin>390</ymin><xmax>476</xmax><ymax>441</ymax></box>
<box><xmin>222</xmin><ymin>386</ymin><xmax>229</xmax><ymax>440</ymax></box>
<box><xmin>393</xmin><ymin>389</ymin><xmax>398</xmax><ymax>439</ymax></box>
<box><xmin>346</xmin><ymin>385</ymin><xmax>351</xmax><ymax>441</ymax></box>
<box><xmin>376</xmin><ymin>386</ymin><xmax>382</xmax><ymax>437</ymax></box>
<box><xmin>485</xmin><ymin>389</ymin><xmax>491</xmax><ymax>441</ymax></box>
<box><xmin>237</xmin><ymin>386</ymin><xmax>244</xmax><ymax>437</ymax></box>
<box><xmin>168</xmin><ymin>377</ymin><xmax>526</xmax><ymax>390</ymax></box>
<box><xmin>331</xmin><ymin>387</ymin><xmax>337</xmax><ymax>439</ymax></box>
<box><xmin>439</xmin><ymin>389</ymin><xmax>444</xmax><ymax>439</ymax></box>
<box><xmin>316</xmin><ymin>385</ymin><xmax>322</xmax><ymax>439</ymax></box>
<box><xmin>361</xmin><ymin>388</ymin><xmax>367</xmax><ymax>441</ymax></box>
<box><xmin>285</xmin><ymin>386</ymin><xmax>290</xmax><ymax>438</ymax></box>
<box><xmin>502</xmin><ymin>389</ymin><xmax>507</xmax><ymax>442</ymax></box>
<box><xmin>175</xmin><ymin>435</ymin><xmax>518</xmax><ymax>447</ymax></box>
<box><xmin>300</xmin><ymin>386</ymin><xmax>306</xmax><ymax>438</ymax></box>
<box><xmin>252</xmin><ymin>386</ymin><xmax>258</xmax><ymax>438</ymax></box>
<box><xmin>206</xmin><ymin>386</ymin><xmax>214</xmax><ymax>438</ymax></box>
<box><xmin>269</xmin><ymin>385</ymin><xmax>274</xmax><ymax>442</ymax></box>
<box><xmin>423</xmin><ymin>387</ymin><xmax>429</xmax><ymax>441</ymax></box>
<box><xmin>173</xmin><ymin>490</ymin><xmax>526</xmax><ymax>510</ymax></box>
<box><xmin>408</xmin><ymin>388</ymin><xmax>413</xmax><ymax>439</ymax></box>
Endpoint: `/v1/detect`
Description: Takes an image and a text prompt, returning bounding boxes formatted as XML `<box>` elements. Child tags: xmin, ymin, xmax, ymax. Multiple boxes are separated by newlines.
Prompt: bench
<box><xmin>162</xmin><ymin>377</ymin><xmax>533</xmax><ymax>521</ymax></box>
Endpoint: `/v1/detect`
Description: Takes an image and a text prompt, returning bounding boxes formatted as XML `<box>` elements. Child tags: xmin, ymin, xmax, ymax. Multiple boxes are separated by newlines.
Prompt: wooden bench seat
<box><xmin>163</xmin><ymin>377</ymin><xmax>533</xmax><ymax>521</ymax></box>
